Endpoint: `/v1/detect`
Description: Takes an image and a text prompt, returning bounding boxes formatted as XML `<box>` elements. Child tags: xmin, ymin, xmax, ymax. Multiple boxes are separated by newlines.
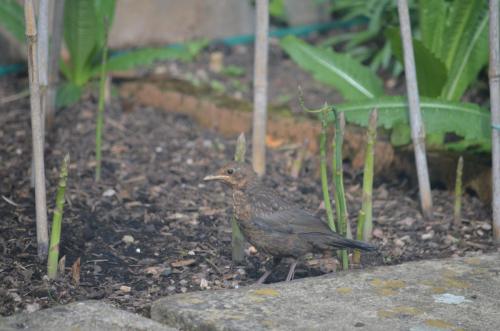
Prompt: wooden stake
<box><xmin>25</xmin><ymin>0</ymin><xmax>49</xmax><ymax>260</ymax></box>
<box><xmin>252</xmin><ymin>0</ymin><xmax>269</xmax><ymax>176</ymax></box>
<box><xmin>489</xmin><ymin>0</ymin><xmax>500</xmax><ymax>241</ymax></box>
<box><xmin>397</xmin><ymin>0</ymin><xmax>433</xmax><ymax>220</ymax></box>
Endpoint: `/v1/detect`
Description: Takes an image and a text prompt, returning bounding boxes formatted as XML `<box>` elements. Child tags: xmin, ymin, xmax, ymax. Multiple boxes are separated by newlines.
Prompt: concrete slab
<box><xmin>0</xmin><ymin>300</ymin><xmax>175</xmax><ymax>331</ymax></box>
<box><xmin>151</xmin><ymin>253</ymin><xmax>500</xmax><ymax>331</ymax></box>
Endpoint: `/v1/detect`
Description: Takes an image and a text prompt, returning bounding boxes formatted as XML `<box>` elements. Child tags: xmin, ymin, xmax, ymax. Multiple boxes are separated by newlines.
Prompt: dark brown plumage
<box><xmin>204</xmin><ymin>161</ymin><xmax>376</xmax><ymax>283</ymax></box>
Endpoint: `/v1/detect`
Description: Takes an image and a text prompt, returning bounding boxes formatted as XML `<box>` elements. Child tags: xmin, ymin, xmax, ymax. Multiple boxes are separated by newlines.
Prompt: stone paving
<box><xmin>2</xmin><ymin>253</ymin><xmax>499</xmax><ymax>331</ymax></box>
<box><xmin>151</xmin><ymin>253</ymin><xmax>500</xmax><ymax>331</ymax></box>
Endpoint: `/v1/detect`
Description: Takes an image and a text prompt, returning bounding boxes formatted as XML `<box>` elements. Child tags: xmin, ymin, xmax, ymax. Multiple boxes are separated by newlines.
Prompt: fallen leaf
<box><xmin>171</xmin><ymin>259</ymin><xmax>196</xmax><ymax>267</ymax></box>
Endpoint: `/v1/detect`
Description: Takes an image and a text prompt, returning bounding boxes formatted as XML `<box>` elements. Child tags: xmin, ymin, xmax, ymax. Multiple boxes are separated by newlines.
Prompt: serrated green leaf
<box><xmin>441</xmin><ymin>12</ymin><xmax>488</xmax><ymax>101</ymax></box>
<box><xmin>418</xmin><ymin>0</ymin><xmax>447</xmax><ymax>57</ymax></box>
<box><xmin>94</xmin><ymin>0</ymin><xmax>116</xmax><ymax>48</ymax></box>
<box><xmin>334</xmin><ymin>96</ymin><xmax>491</xmax><ymax>151</ymax></box>
<box><xmin>386</xmin><ymin>27</ymin><xmax>447</xmax><ymax>98</ymax></box>
<box><xmin>390</xmin><ymin>122</ymin><xmax>411</xmax><ymax>146</ymax></box>
<box><xmin>64</xmin><ymin>0</ymin><xmax>99</xmax><ymax>86</ymax></box>
<box><xmin>280</xmin><ymin>35</ymin><xmax>384</xmax><ymax>100</ymax></box>
<box><xmin>94</xmin><ymin>47</ymin><xmax>193</xmax><ymax>75</ymax></box>
<box><xmin>440</xmin><ymin>0</ymin><xmax>485</xmax><ymax>70</ymax></box>
<box><xmin>0</xmin><ymin>0</ymin><xmax>24</xmax><ymax>42</ymax></box>
<box><xmin>56</xmin><ymin>83</ymin><xmax>83</xmax><ymax>108</ymax></box>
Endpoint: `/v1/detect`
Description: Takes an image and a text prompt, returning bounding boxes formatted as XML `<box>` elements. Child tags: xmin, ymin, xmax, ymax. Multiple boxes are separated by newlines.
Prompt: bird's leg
<box><xmin>256</xmin><ymin>257</ymin><xmax>281</xmax><ymax>284</ymax></box>
<box><xmin>285</xmin><ymin>260</ymin><xmax>298</xmax><ymax>282</ymax></box>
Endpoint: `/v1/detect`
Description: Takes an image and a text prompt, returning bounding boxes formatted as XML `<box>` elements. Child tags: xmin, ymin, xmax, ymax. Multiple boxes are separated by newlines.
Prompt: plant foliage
<box><xmin>281</xmin><ymin>35</ymin><xmax>384</xmax><ymax>100</ymax></box>
<box><xmin>0</xmin><ymin>0</ymin><xmax>24</xmax><ymax>42</ymax></box>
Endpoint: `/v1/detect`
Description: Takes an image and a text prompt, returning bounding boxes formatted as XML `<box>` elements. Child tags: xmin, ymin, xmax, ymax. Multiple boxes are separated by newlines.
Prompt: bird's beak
<box><xmin>203</xmin><ymin>175</ymin><xmax>229</xmax><ymax>181</ymax></box>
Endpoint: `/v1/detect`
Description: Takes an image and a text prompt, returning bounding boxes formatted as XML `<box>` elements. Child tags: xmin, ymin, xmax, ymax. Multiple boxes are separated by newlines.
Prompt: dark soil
<box><xmin>0</xmin><ymin>41</ymin><xmax>496</xmax><ymax>318</ymax></box>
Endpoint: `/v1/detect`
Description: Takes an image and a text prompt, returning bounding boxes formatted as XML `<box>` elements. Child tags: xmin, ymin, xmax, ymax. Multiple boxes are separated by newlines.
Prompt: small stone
<box><xmin>445</xmin><ymin>235</ymin><xmax>459</xmax><ymax>244</ymax></box>
<box><xmin>481</xmin><ymin>223</ymin><xmax>492</xmax><ymax>231</ymax></box>
<box><xmin>180</xmin><ymin>287</ymin><xmax>188</xmax><ymax>293</ymax></box>
<box><xmin>179</xmin><ymin>279</ymin><xmax>188</xmax><ymax>286</ymax></box>
<box><xmin>167</xmin><ymin>286</ymin><xmax>176</xmax><ymax>291</ymax></box>
<box><xmin>200</xmin><ymin>278</ymin><xmax>209</xmax><ymax>289</ymax></box>
<box><xmin>477</xmin><ymin>229</ymin><xmax>484</xmax><ymax>236</ymax></box>
<box><xmin>155</xmin><ymin>146</ymin><xmax>163</xmax><ymax>153</ymax></box>
<box><xmin>122</xmin><ymin>235</ymin><xmax>134</xmax><ymax>244</ymax></box>
<box><xmin>209</xmin><ymin>52</ymin><xmax>224</xmax><ymax>73</ymax></box>
<box><xmin>372</xmin><ymin>228</ymin><xmax>384</xmax><ymax>239</ymax></box>
<box><xmin>398</xmin><ymin>217</ymin><xmax>415</xmax><ymax>228</ymax></box>
<box><xmin>25</xmin><ymin>303</ymin><xmax>40</xmax><ymax>313</ymax></box>
<box><xmin>188</xmin><ymin>250</ymin><xmax>195</xmax><ymax>256</ymax></box>
<box><xmin>246</xmin><ymin>246</ymin><xmax>258</xmax><ymax>255</ymax></box>
<box><xmin>421</xmin><ymin>231</ymin><xmax>434</xmax><ymax>240</ymax></box>
<box><xmin>394</xmin><ymin>238</ymin><xmax>405</xmax><ymax>247</ymax></box>
<box><xmin>103</xmin><ymin>189</ymin><xmax>116</xmax><ymax>197</ymax></box>
<box><xmin>162</xmin><ymin>267</ymin><xmax>172</xmax><ymax>277</ymax></box>
<box><xmin>119</xmin><ymin>285</ymin><xmax>131</xmax><ymax>293</ymax></box>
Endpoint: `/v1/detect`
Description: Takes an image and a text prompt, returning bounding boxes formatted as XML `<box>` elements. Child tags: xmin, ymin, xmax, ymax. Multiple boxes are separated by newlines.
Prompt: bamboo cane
<box><xmin>252</xmin><ymin>0</ymin><xmax>269</xmax><ymax>177</ymax></box>
<box><xmin>25</xmin><ymin>0</ymin><xmax>49</xmax><ymax>260</ymax></box>
<box><xmin>489</xmin><ymin>0</ymin><xmax>500</xmax><ymax>241</ymax></box>
<box><xmin>453</xmin><ymin>156</ymin><xmax>463</xmax><ymax>228</ymax></box>
<box><xmin>397</xmin><ymin>0</ymin><xmax>433</xmax><ymax>220</ymax></box>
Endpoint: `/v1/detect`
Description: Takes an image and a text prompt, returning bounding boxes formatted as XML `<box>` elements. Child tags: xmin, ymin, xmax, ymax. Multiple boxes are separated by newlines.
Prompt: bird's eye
<box><xmin>226</xmin><ymin>168</ymin><xmax>234</xmax><ymax>175</ymax></box>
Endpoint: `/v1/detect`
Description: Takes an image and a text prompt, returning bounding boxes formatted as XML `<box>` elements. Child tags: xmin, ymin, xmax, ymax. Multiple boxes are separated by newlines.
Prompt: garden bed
<box><xmin>0</xmin><ymin>75</ymin><xmax>495</xmax><ymax>317</ymax></box>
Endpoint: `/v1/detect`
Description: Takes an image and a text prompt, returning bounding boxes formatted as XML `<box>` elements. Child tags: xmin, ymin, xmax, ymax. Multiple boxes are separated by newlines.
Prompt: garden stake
<box><xmin>47</xmin><ymin>154</ymin><xmax>70</xmax><ymax>279</ymax></box>
<box><xmin>231</xmin><ymin>133</ymin><xmax>247</xmax><ymax>263</ymax></box>
<box><xmin>354</xmin><ymin>109</ymin><xmax>378</xmax><ymax>264</ymax></box>
<box><xmin>252</xmin><ymin>0</ymin><xmax>269</xmax><ymax>176</ymax></box>
<box><xmin>25</xmin><ymin>0</ymin><xmax>49</xmax><ymax>260</ymax></box>
<box><xmin>397</xmin><ymin>0</ymin><xmax>433</xmax><ymax>220</ymax></box>
<box><xmin>489</xmin><ymin>0</ymin><xmax>500</xmax><ymax>241</ymax></box>
<box><xmin>453</xmin><ymin>156</ymin><xmax>463</xmax><ymax>228</ymax></box>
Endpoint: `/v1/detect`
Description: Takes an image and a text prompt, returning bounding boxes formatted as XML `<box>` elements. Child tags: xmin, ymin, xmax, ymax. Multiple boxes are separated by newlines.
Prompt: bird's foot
<box><xmin>256</xmin><ymin>270</ymin><xmax>272</xmax><ymax>284</ymax></box>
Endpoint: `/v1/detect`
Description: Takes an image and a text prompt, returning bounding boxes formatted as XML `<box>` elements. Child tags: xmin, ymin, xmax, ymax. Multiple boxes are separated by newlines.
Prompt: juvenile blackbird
<box><xmin>204</xmin><ymin>161</ymin><xmax>376</xmax><ymax>283</ymax></box>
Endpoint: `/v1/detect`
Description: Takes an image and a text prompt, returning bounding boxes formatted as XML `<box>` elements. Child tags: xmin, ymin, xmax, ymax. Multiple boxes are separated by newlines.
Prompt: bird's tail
<box><xmin>330</xmin><ymin>236</ymin><xmax>377</xmax><ymax>251</ymax></box>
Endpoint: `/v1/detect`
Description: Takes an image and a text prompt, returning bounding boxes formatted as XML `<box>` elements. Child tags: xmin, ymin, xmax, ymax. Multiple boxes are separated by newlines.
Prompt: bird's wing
<box><xmin>252</xmin><ymin>209</ymin><xmax>333</xmax><ymax>235</ymax></box>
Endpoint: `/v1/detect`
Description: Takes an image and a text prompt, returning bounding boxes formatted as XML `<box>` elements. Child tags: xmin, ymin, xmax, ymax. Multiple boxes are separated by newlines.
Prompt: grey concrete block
<box><xmin>0</xmin><ymin>300</ymin><xmax>176</xmax><ymax>331</ymax></box>
<box><xmin>151</xmin><ymin>253</ymin><xmax>500</xmax><ymax>330</ymax></box>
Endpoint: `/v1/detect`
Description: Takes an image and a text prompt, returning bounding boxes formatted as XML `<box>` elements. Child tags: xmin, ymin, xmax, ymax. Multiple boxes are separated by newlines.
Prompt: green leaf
<box><xmin>64</xmin><ymin>0</ymin><xmax>99</xmax><ymax>86</ymax></box>
<box><xmin>56</xmin><ymin>83</ymin><xmax>83</xmax><ymax>108</ymax></box>
<box><xmin>280</xmin><ymin>35</ymin><xmax>384</xmax><ymax>101</ymax></box>
<box><xmin>94</xmin><ymin>46</ymin><xmax>193</xmax><ymax>75</ymax></box>
<box><xmin>94</xmin><ymin>0</ymin><xmax>116</xmax><ymax>48</ymax></box>
<box><xmin>418</xmin><ymin>0</ymin><xmax>447</xmax><ymax>57</ymax></box>
<box><xmin>386</xmin><ymin>27</ymin><xmax>447</xmax><ymax>98</ymax></box>
<box><xmin>390</xmin><ymin>122</ymin><xmax>411</xmax><ymax>146</ymax></box>
<box><xmin>440</xmin><ymin>0</ymin><xmax>486</xmax><ymax>70</ymax></box>
<box><xmin>334</xmin><ymin>96</ymin><xmax>491</xmax><ymax>150</ymax></box>
<box><xmin>441</xmin><ymin>13</ymin><xmax>488</xmax><ymax>101</ymax></box>
<box><xmin>0</xmin><ymin>0</ymin><xmax>24</xmax><ymax>42</ymax></box>
<box><xmin>269</xmin><ymin>0</ymin><xmax>286</xmax><ymax>20</ymax></box>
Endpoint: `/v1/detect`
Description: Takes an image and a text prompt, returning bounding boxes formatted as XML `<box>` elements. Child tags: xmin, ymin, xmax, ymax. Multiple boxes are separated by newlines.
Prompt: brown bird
<box><xmin>204</xmin><ymin>161</ymin><xmax>376</xmax><ymax>283</ymax></box>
